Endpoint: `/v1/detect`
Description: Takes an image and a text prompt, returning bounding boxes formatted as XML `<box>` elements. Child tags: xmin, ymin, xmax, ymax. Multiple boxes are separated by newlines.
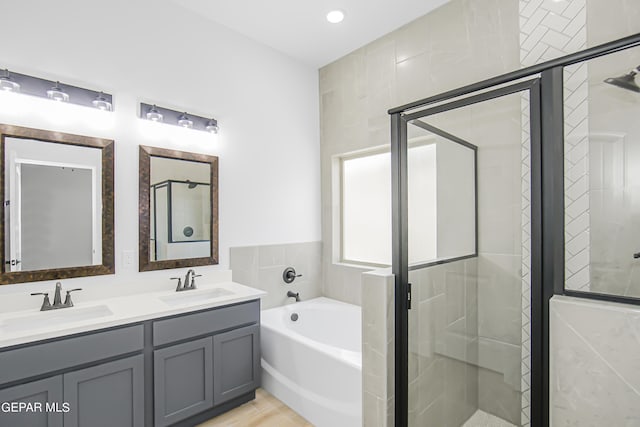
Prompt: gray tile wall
<box><xmin>320</xmin><ymin>0</ymin><xmax>525</xmax><ymax>424</ymax></box>
<box><xmin>362</xmin><ymin>269</ymin><xmax>395</xmax><ymax>427</ymax></box>
<box><xmin>550</xmin><ymin>296</ymin><xmax>640</xmax><ymax>426</ymax></box>
<box><xmin>408</xmin><ymin>258</ymin><xmax>480</xmax><ymax>426</ymax></box>
<box><xmin>319</xmin><ymin>0</ymin><xmax>520</xmax><ymax>308</ymax></box>
<box><xmin>229</xmin><ymin>242</ymin><xmax>322</xmax><ymax>310</ymax></box>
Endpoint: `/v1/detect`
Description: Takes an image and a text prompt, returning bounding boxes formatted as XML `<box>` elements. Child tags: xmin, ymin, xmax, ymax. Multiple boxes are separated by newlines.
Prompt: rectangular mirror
<box><xmin>0</xmin><ymin>124</ymin><xmax>115</xmax><ymax>284</ymax></box>
<box><xmin>139</xmin><ymin>145</ymin><xmax>218</xmax><ymax>271</ymax></box>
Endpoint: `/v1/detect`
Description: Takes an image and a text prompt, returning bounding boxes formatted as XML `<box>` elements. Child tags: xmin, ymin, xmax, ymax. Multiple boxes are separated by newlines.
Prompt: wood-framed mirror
<box><xmin>0</xmin><ymin>124</ymin><xmax>115</xmax><ymax>284</ymax></box>
<box><xmin>139</xmin><ymin>145</ymin><xmax>218</xmax><ymax>272</ymax></box>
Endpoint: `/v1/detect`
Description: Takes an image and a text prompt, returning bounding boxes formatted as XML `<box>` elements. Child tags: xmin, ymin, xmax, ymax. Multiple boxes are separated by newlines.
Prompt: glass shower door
<box><xmin>396</xmin><ymin>81</ymin><xmax>541</xmax><ymax>427</ymax></box>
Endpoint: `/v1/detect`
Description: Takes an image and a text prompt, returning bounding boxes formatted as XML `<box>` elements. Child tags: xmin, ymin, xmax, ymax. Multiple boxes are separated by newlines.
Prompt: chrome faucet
<box><xmin>31</xmin><ymin>282</ymin><xmax>82</xmax><ymax>311</ymax></box>
<box><xmin>171</xmin><ymin>270</ymin><xmax>202</xmax><ymax>292</ymax></box>
<box><xmin>287</xmin><ymin>290</ymin><xmax>300</xmax><ymax>302</ymax></box>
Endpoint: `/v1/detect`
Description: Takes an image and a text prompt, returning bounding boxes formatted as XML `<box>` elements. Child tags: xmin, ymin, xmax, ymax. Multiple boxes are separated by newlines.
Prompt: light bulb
<box><xmin>146</xmin><ymin>105</ymin><xmax>163</xmax><ymax>122</ymax></box>
<box><xmin>177</xmin><ymin>112</ymin><xmax>193</xmax><ymax>128</ymax></box>
<box><xmin>92</xmin><ymin>92</ymin><xmax>112</xmax><ymax>111</ymax></box>
<box><xmin>205</xmin><ymin>119</ymin><xmax>219</xmax><ymax>134</ymax></box>
<box><xmin>0</xmin><ymin>70</ymin><xmax>20</xmax><ymax>92</ymax></box>
<box><xmin>46</xmin><ymin>81</ymin><xmax>69</xmax><ymax>102</ymax></box>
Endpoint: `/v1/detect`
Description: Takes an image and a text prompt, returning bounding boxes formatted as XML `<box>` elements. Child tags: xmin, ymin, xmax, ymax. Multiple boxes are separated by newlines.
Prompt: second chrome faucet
<box><xmin>171</xmin><ymin>269</ymin><xmax>202</xmax><ymax>292</ymax></box>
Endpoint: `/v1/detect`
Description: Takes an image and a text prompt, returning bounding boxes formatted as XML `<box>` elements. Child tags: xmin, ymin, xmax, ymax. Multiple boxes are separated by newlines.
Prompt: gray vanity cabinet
<box><xmin>0</xmin><ymin>376</ymin><xmax>64</xmax><ymax>427</ymax></box>
<box><xmin>0</xmin><ymin>299</ymin><xmax>260</xmax><ymax>427</ymax></box>
<box><xmin>213</xmin><ymin>323</ymin><xmax>260</xmax><ymax>405</ymax></box>
<box><xmin>151</xmin><ymin>299</ymin><xmax>261</xmax><ymax>426</ymax></box>
<box><xmin>153</xmin><ymin>338</ymin><xmax>214</xmax><ymax>427</ymax></box>
<box><xmin>63</xmin><ymin>354</ymin><xmax>144</xmax><ymax>427</ymax></box>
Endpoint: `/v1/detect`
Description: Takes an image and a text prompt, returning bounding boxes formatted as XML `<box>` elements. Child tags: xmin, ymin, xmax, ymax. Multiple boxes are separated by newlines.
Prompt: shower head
<box><xmin>604</xmin><ymin>66</ymin><xmax>640</xmax><ymax>93</ymax></box>
<box><xmin>186</xmin><ymin>180</ymin><xmax>198</xmax><ymax>189</ymax></box>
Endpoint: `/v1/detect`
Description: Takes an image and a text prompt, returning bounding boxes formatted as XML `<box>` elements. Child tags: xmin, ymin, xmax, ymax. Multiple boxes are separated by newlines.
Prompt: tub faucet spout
<box><xmin>286</xmin><ymin>290</ymin><xmax>300</xmax><ymax>302</ymax></box>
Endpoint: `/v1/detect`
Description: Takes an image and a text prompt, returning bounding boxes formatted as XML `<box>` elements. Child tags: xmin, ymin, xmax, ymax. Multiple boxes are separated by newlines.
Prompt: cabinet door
<box><xmin>153</xmin><ymin>337</ymin><xmax>213</xmax><ymax>427</ymax></box>
<box><xmin>0</xmin><ymin>376</ymin><xmax>63</xmax><ymax>427</ymax></box>
<box><xmin>213</xmin><ymin>323</ymin><xmax>260</xmax><ymax>405</ymax></box>
<box><xmin>63</xmin><ymin>354</ymin><xmax>144</xmax><ymax>427</ymax></box>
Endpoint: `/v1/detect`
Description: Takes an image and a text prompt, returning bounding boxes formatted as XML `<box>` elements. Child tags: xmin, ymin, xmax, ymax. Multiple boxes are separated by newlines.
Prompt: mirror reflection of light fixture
<box><xmin>604</xmin><ymin>66</ymin><xmax>640</xmax><ymax>93</ymax></box>
<box><xmin>146</xmin><ymin>104</ymin><xmax>163</xmax><ymax>122</ymax></box>
<box><xmin>92</xmin><ymin>91</ymin><xmax>112</xmax><ymax>111</ymax></box>
<box><xmin>0</xmin><ymin>69</ymin><xmax>20</xmax><ymax>92</ymax></box>
<box><xmin>205</xmin><ymin>118</ymin><xmax>219</xmax><ymax>134</ymax></box>
<box><xmin>139</xmin><ymin>102</ymin><xmax>218</xmax><ymax>135</ymax></box>
<box><xmin>177</xmin><ymin>112</ymin><xmax>194</xmax><ymax>128</ymax></box>
<box><xmin>46</xmin><ymin>81</ymin><xmax>69</xmax><ymax>102</ymax></box>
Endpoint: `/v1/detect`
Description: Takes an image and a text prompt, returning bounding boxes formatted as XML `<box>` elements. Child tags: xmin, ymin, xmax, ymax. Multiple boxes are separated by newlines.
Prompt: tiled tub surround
<box><xmin>230</xmin><ymin>242</ymin><xmax>322</xmax><ymax>310</ymax></box>
<box><xmin>550</xmin><ymin>296</ymin><xmax>640</xmax><ymax>426</ymax></box>
<box><xmin>261</xmin><ymin>298</ymin><xmax>361</xmax><ymax>427</ymax></box>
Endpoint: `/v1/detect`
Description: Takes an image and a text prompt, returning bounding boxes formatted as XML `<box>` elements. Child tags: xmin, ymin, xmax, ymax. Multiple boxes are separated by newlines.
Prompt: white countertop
<box><xmin>0</xmin><ymin>281</ymin><xmax>266</xmax><ymax>349</ymax></box>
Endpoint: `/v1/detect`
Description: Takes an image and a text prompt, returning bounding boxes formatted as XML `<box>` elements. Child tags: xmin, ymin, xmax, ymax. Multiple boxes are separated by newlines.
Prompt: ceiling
<box><xmin>169</xmin><ymin>0</ymin><xmax>449</xmax><ymax>68</ymax></box>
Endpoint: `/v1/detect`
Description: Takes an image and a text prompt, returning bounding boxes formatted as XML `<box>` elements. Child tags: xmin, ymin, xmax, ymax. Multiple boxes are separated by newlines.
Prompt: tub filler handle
<box><xmin>283</xmin><ymin>267</ymin><xmax>302</xmax><ymax>284</ymax></box>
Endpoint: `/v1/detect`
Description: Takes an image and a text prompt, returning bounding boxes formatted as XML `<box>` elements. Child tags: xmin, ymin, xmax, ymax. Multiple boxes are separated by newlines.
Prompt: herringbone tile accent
<box><xmin>519</xmin><ymin>1</ymin><xmax>588</xmax><ymax>425</ymax></box>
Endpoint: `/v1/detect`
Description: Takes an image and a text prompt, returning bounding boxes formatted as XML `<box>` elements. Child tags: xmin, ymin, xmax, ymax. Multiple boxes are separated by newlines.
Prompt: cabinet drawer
<box><xmin>153</xmin><ymin>299</ymin><xmax>259</xmax><ymax>347</ymax></box>
<box><xmin>0</xmin><ymin>325</ymin><xmax>143</xmax><ymax>385</ymax></box>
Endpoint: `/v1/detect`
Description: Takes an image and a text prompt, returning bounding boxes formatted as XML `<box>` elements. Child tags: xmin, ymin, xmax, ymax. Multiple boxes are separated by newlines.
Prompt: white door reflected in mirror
<box><xmin>4</xmin><ymin>137</ymin><xmax>102</xmax><ymax>272</ymax></box>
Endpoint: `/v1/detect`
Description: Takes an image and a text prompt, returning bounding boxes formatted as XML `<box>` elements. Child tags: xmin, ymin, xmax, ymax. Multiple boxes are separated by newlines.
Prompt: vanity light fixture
<box><xmin>92</xmin><ymin>91</ymin><xmax>113</xmax><ymax>111</ymax></box>
<box><xmin>0</xmin><ymin>67</ymin><xmax>113</xmax><ymax>110</ymax></box>
<box><xmin>177</xmin><ymin>112</ymin><xmax>194</xmax><ymax>128</ymax></box>
<box><xmin>140</xmin><ymin>102</ymin><xmax>219</xmax><ymax>134</ymax></box>
<box><xmin>0</xmin><ymin>69</ymin><xmax>20</xmax><ymax>92</ymax></box>
<box><xmin>146</xmin><ymin>104</ymin><xmax>164</xmax><ymax>122</ymax></box>
<box><xmin>46</xmin><ymin>81</ymin><xmax>70</xmax><ymax>102</ymax></box>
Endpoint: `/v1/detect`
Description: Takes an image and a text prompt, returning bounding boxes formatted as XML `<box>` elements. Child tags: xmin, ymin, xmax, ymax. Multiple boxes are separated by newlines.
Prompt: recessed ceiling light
<box><xmin>326</xmin><ymin>10</ymin><xmax>345</xmax><ymax>24</ymax></box>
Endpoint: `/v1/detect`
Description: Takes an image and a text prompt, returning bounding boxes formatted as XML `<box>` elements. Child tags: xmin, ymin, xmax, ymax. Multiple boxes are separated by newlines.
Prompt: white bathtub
<box><xmin>260</xmin><ymin>297</ymin><xmax>362</xmax><ymax>427</ymax></box>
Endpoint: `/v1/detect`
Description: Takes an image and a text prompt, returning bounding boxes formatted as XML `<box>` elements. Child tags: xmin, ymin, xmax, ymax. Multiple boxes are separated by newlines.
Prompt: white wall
<box><xmin>0</xmin><ymin>0</ymin><xmax>320</xmax><ymax>306</ymax></box>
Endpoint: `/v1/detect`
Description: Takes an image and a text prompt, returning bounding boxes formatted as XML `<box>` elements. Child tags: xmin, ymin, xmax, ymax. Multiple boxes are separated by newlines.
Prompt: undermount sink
<box><xmin>159</xmin><ymin>288</ymin><xmax>234</xmax><ymax>307</ymax></box>
<box><xmin>0</xmin><ymin>305</ymin><xmax>113</xmax><ymax>334</ymax></box>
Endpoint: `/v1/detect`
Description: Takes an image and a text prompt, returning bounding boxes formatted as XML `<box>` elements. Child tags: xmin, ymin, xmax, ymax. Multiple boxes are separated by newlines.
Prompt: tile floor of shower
<box><xmin>463</xmin><ymin>410</ymin><xmax>517</xmax><ymax>427</ymax></box>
